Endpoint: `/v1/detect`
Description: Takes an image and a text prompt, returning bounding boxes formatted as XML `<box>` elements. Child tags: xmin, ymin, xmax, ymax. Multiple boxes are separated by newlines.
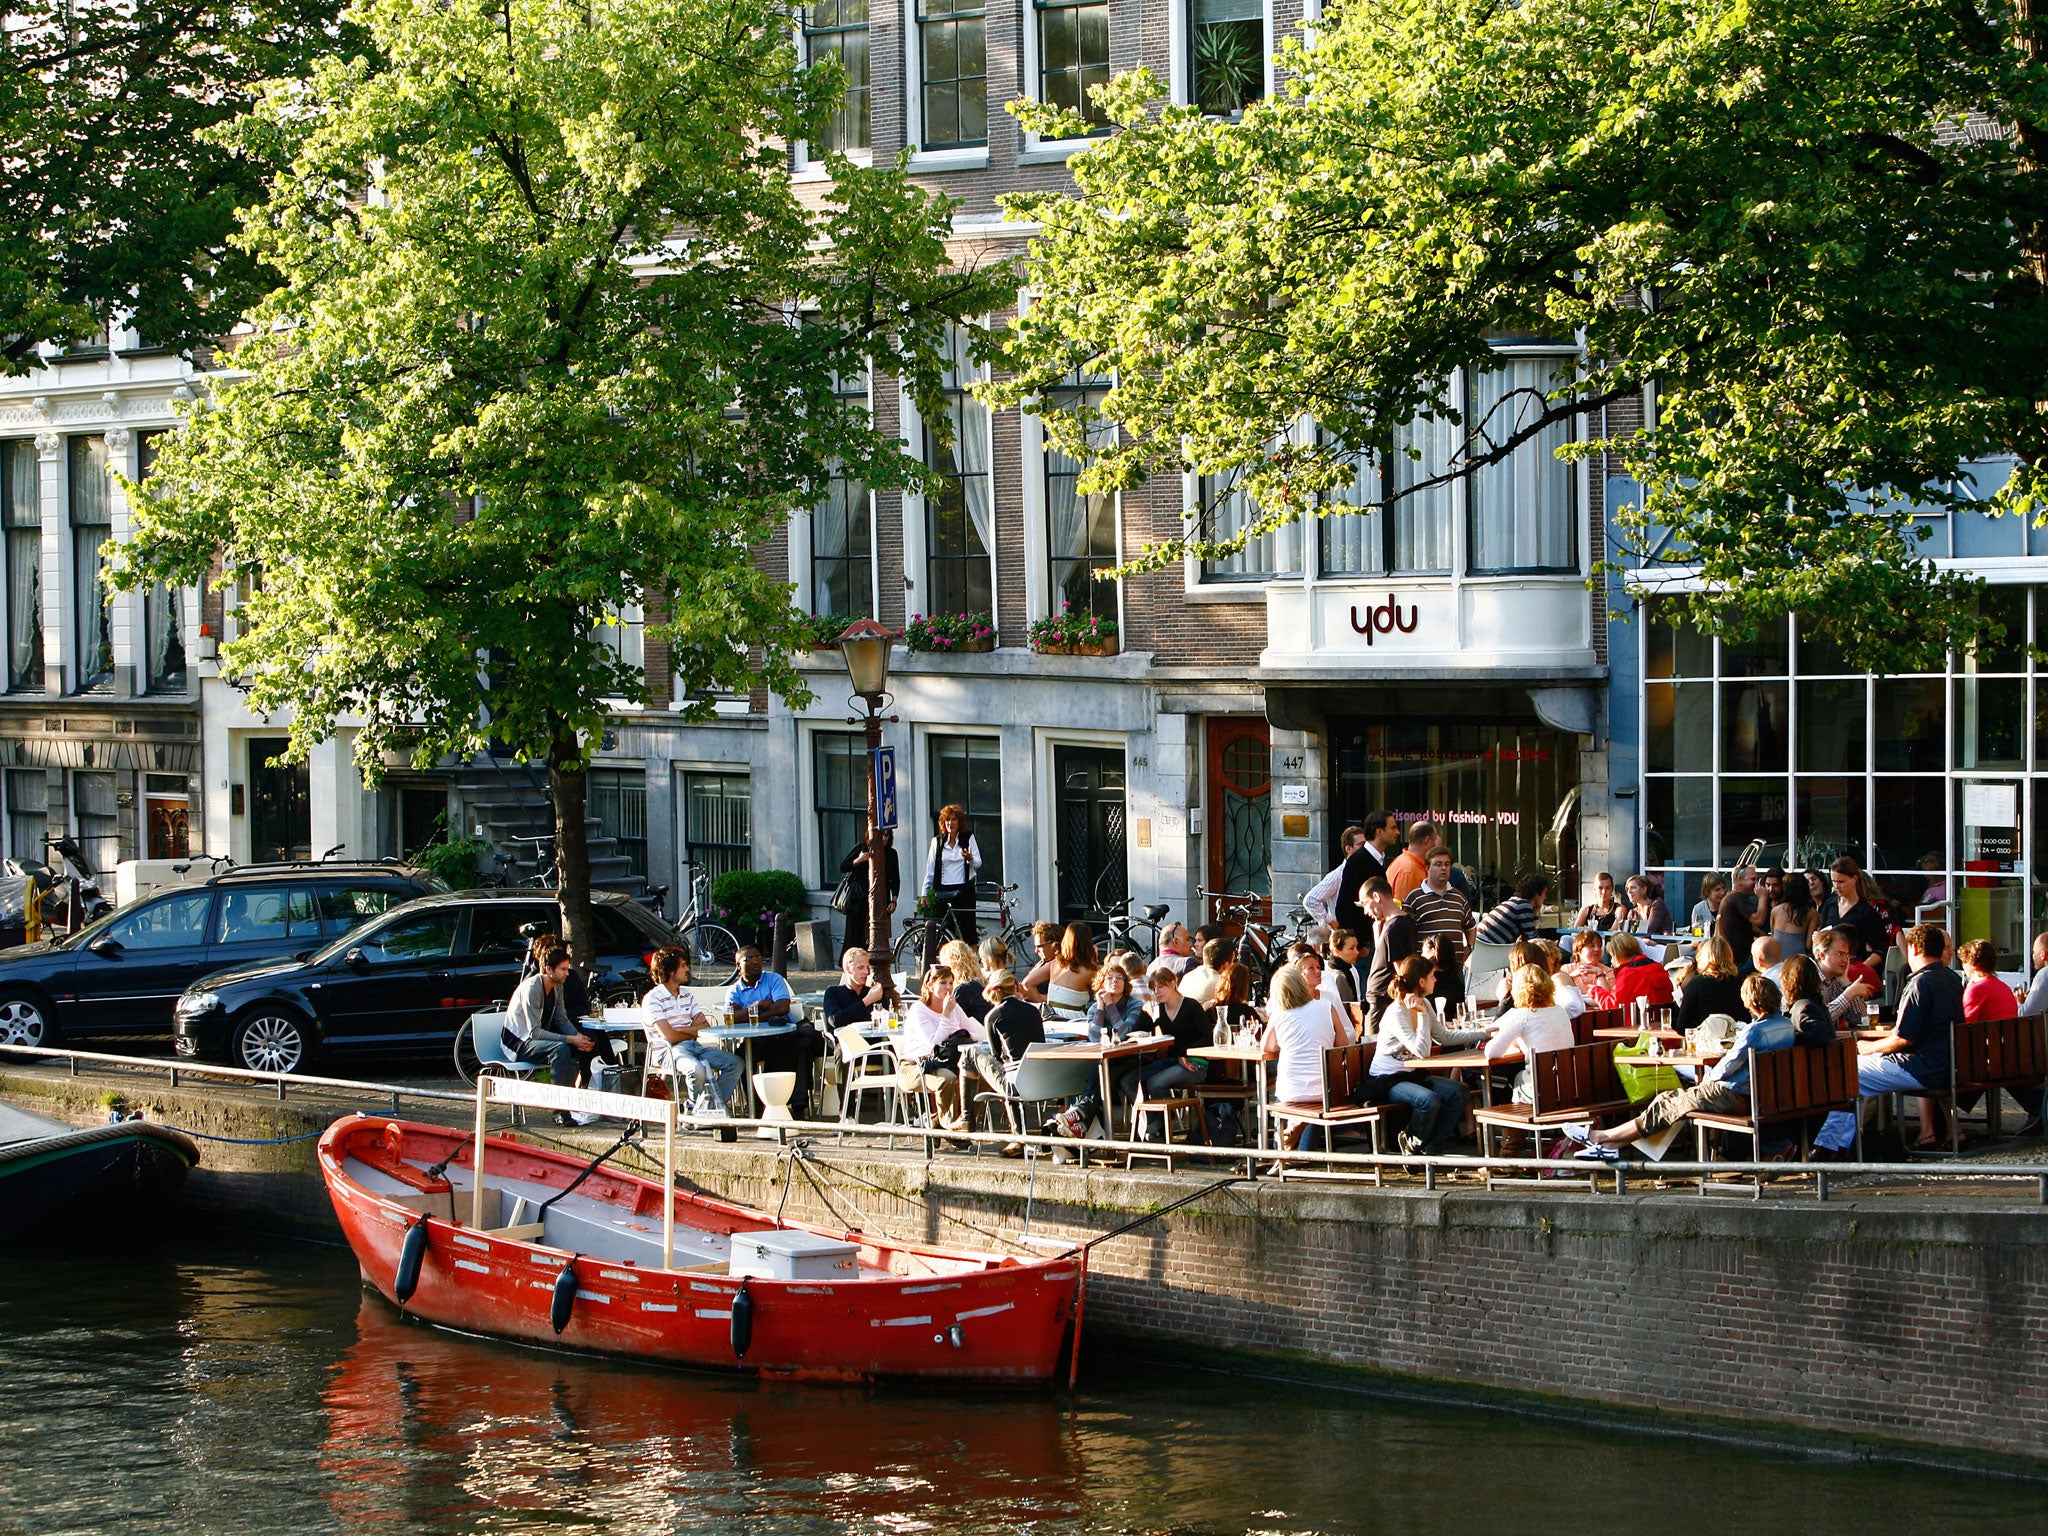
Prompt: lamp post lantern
<box><xmin>836</xmin><ymin>618</ymin><xmax>899</xmax><ymax>964</ymax></box>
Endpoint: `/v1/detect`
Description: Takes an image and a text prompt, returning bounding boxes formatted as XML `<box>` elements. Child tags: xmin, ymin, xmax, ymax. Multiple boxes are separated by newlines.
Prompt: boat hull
<box><xmin>0</xmin><ymin>1119</ymin><xmax>198</xmax><ymax>1242</ymax></box>
<box><xmin>318</xmin><ymin>1117</ymin><xmax>1080</xmax><ymax>1383</ymax></box>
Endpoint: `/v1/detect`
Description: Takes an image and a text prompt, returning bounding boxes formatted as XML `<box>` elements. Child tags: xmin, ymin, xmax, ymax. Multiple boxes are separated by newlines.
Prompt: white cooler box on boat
<box><xmin>728</xmin><ymin>1229</ymin><xmax>861</xmax><ymax>1281</ymax></box>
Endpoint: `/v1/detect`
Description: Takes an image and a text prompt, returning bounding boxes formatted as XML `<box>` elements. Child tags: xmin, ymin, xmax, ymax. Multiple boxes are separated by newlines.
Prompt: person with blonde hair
<box><xmin>1485</xmin><ymin>964</ymin><xmax>1575</xmax><ymax>1106</ymax></box>
<box><xmin>1086</xmin><ymin>963</ymin><xmax>1143</xmax><ymax>1042</ymax></box>
<box><xmin>899</xmin><ymin>964</ymin><xmax>985</xmax><ymax>1132</ymax></box>
<box><xmin>1676</xmin><ymin>936</ymin><xmax>1744</xmax><ymax>1034</ymax></box>
<box><xmin>938</xmin><ymin>938</ymin><xmax>988</xmax><ymax>1020</ymax></box>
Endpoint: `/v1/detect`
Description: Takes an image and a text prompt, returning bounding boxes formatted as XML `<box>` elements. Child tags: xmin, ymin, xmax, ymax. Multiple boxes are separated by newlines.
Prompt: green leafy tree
<box><xmin>988</xmin><ymin>0</ymin><xmax>2048</xmax><ymax>672</ymax></box>
<box><xmin>0</xmin><ymin>1</ymin><xmax>353</xmax><ymax>371</ymax></box>
<box><xmin>111</xmin><ymin>0</ymin><xmax>1007</xmax><ymax>958</ymax></box>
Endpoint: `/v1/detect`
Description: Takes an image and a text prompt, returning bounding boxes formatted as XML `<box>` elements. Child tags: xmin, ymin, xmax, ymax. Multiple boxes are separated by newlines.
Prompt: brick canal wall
<box><xmin>7</xmin><ymin>1065</ymin><xmax>2046</xmax><ymax>1464</ymax></box>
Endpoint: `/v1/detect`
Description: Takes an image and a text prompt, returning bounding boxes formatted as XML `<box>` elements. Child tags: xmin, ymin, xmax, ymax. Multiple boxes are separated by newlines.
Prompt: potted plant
<box><xmin>710</xmin><ymin>868</ymin><xmax>812</xmax><ymax>953</ymax></box>
<box><xmin>795</xmin><ymin>610</ymin><xmax>856</xmax><ymax>652</ymax></box>
<box><xmin>1029</xmin><ymin>603</ymin><xmax>1120</xmax><ymax>656</ymax></box>
<box><xmin>904</xmin><ymin>612</ymin><xmax>996</xmax><ymax>653</ymax></box>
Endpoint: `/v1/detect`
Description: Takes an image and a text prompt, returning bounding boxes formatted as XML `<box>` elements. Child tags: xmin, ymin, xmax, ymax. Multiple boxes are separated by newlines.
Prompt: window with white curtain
<box><xmin>924</xmin><ymin>325</ymin><xmax>993</xmax><ymax>615</ymax></box>
<box><xmin>813</xmin><ymin>362</ymin><xmax>873</xmax><ymax>619</ymax></box>
<box><xmin>592</xmin><ymin>604</ymin><xmax>645</xmax><ymax>677</ymax></box>
<box><xmin>1198</xmin><ymin>465</ymin><xmax>1300</xmax><ymax>582</ymax></box>
<box><xmin>803</xmin><ymin>0</ymin><xmax>871</xmax><ymax>154</ymax></box>
<box><xmin>1</xmin><ymin>441</ymin><xmax>41</xmax><ymax>693</ymax></box>
<box><xmin>1319</xmin><ymin>415</ymin><xmax>1458</xmax><ymax>576</ymax></box>
<box><xmin>69</xmin><ymin>436</ymin><xmax>112</xmax><ymax>691</ymax></box>
<box><xmin>5</xmin><ymin>769</ymin><xmax>46</xmax><ymax>861</ymax></box>
<box><xmin>1466</xmin><ymin>356</ymin><xmax>1578</xmax><ymax>574</ymax></box>
<box><xmin>137</xmin><ymin>433</ymin><xmax>185</xmax><ymax>694</ymax></box>
<box><xmin>1042</xmin><ymin>374</ymin><xmax>1118</xmax><ymax>620</ymax></box>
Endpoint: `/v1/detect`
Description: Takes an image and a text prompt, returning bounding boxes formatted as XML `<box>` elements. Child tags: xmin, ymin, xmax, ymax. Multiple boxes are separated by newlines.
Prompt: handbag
<box><xmin>829</xmin><ymin>873</ymin><xmax>856</xmax><ymax>915</ymax></box>
<box><xmin>1613</xmin><ymin>1034</ymin><xmax>1683</xmax><ymax>1103</ymax></box>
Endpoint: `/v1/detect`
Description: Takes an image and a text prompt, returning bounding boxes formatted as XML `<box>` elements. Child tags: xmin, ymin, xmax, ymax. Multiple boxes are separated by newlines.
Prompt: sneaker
<box><xmin>1573</xmin><ymin>1143</ymin><xmax>1622</xmax><ymax>1162</ymax></box>
<box><xmin>1397</xmin><ymin>1131</ymin><xmax>1423</xmax><ymax>1156</ymax></box>
<box><xmin>552</xmin><ymin>1111</ymin><xmax>576</xmax><ymax>1128</ymax></box>
<box><xmin>1051</xmin><ymin>1107</ymin><xmax>1087</xmax><ymax>1139</ymax></box>
<box><xmin>1558</xmin><ymin>1122</ymin><xmax>1593</xmax><ymax>1146</ymax></box>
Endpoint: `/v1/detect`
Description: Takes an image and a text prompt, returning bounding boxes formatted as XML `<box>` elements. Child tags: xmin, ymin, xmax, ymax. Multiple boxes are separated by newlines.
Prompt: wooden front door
<box><xmin>1205</xmin><ymin>717</ymin><xmax>1271</xmax><ymax>922</ymax></box>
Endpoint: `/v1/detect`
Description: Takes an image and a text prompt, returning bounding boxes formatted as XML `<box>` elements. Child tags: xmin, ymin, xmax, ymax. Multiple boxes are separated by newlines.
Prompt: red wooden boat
<box><xmin>318</xmin><ymin>1109</ymin><xmax>1083</xmax><ymax>1383</ymax></box>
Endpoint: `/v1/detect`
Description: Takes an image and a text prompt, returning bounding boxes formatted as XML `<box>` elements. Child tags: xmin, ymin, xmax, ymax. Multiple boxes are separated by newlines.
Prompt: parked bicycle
<box><xmin>892</xmin><ymin>880</ymin><xmax>1033</xmax><ymax>974</ymax></box>
<box><xmin>672</xmin><ymin>865</ymin><xmax>741</xmax><ymax>983</ymax></box>
<box><xmin>1200</xmin><ymin>888</ymin><xmax>1289</xmax><ymax>988</ymax></box>
<box><xmin>1094</xmin><ymin>897</ymin><xmax>1171</xmax><ymax>961</ymax></box>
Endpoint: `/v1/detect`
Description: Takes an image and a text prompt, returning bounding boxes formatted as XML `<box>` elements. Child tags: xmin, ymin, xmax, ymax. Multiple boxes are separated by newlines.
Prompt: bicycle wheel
<box><xmin>892</xmin><ymin>922</ymin><xmax>928</xmax><ymax>975</ymax></box>
<box><xmin>684</xmin><ymin>921</ymin><xmax>740</xmax><ymax>983</ymax></box>
<box><xmin>452</xmin><ymin>1022</ymin><xmax>481</xmax><ymax>1088</ymax></box>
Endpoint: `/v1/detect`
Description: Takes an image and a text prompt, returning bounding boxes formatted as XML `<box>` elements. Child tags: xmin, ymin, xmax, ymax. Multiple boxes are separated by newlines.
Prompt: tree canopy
<box><xmin>988</xmin><ymin>0</ymin><xmax>2048</xmax><ymax>671</ymax></box>
<box><xmin>111</xmin><ymin>0</ymin><xmax>1007</xmax><ymax>950</ymax></box>
<box><xmin>0</xmin><ymin>1</ymin><xmax>352</xmax><ymax>371</ymax></box>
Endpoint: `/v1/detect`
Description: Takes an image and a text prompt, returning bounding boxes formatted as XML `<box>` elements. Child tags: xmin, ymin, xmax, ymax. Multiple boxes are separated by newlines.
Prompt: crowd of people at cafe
<box><xmin>501</xmin><ymin>807</ymin><xmax>2048</xmax><ymax>1168</ymax></box>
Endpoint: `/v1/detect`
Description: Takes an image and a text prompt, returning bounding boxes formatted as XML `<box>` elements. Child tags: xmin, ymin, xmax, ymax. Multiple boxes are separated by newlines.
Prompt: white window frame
<box><xmin>792</xmin><ymin>2</ymin><xmax>876</xmax><ymax>177</ymax></box>
<box><xmin>900</xmin><ymin>323</ymin><xmax>998</xmax><ymax>632</ymax></box>
<box><xmin>1017</xmin><ymin>0</ymin><xmax>1115</xmax><ymax>164</ymax></box>
<box><xmin>901</xmin><ymin>0</ymin><xmax>992</xmax><ymax>170</ymax></box>
<box><xmin>1021</xmin><ymin>390</ymin><xmax>1124</xmax><ymax>635</ymax></box>
<box><xmin>1177</xmin><ymin>0</ymin><xmax>1279</xmax><ymax>118</ymax></box>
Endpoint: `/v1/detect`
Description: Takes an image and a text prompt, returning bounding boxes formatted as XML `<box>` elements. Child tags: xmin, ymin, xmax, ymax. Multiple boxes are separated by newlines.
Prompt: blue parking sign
<box><xmin>875</xmin><ymin>746</ymin><xmax>898</xmax><ymax>831</ymax></box>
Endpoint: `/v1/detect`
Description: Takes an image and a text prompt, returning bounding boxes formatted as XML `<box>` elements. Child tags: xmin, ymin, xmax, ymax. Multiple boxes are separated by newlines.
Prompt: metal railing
<box><xmin>0</xmin><ymin>1044</ymin><xmax>471</xmax><ymax>1113</ymax></box>
<box><xmin>4</xmin><ymin>1045</ymin><xmax>2046</xmax><ymax>1205</ymax></box>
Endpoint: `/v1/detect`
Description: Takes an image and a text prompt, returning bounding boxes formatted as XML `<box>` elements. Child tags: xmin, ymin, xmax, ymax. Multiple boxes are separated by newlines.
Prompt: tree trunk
<box><xmin>547</xmin><ymin>731</ymin><xmax>599</xmax><ymax>970</ymax></box>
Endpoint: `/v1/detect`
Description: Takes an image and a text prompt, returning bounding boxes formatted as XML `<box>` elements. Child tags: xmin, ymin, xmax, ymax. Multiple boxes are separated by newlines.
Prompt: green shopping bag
<box><xmin>1613</xmin><ymin>1034</ymin><xmax>1682</xmax><ymax>1103</ymax></box>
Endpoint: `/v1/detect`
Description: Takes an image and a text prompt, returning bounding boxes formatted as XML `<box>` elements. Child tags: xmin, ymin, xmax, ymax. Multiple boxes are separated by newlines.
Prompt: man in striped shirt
<box><xmin>1404</xmin><ymin>848</ymin><xmax>1476</xmax><ymax>1011</ymax></box>
<box><xmin>1475</xmin><ymin>874</ymin><xmax>1551</xmax><ymax>946</ymax></box>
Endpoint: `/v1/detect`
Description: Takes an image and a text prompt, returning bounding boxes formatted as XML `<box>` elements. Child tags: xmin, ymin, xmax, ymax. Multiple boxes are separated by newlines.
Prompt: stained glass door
<box><xmin>1205</xmin><ymin>717</ymin><xmax>1271</xmax><ymax>921</ymax></box>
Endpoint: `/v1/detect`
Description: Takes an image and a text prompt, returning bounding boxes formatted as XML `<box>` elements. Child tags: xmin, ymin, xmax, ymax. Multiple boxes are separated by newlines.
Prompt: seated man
<box><xmin>727</xmin><ymin>944</ymin><xmax>820</xmax><ymax>1118</ymax></box>
<box><xmin>1577</xmin><ymin>973</ymin><xmax>1795</xmax><ymax>1160</ymax></box>
<box><xmin>1751</xmin><ymin>933</ymin><xmax>1785</xmax><ymax>989</ymax></box>
<box><xmin>641</xmin><ymin>947</ymin><xmax>742</xmax><ymax>1136</ymax></box>
<box><xmin>1812</xmin><ymin>923</ymin><xmax>1960</xmax><ymax>1159</ymax></box>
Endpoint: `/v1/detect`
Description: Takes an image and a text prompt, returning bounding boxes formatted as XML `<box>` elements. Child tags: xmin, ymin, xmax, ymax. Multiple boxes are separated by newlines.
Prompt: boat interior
<box><xmin>338</xmin><ymin>1135</ymin><xmax>993</xmax><ymax>1282</ymax></box>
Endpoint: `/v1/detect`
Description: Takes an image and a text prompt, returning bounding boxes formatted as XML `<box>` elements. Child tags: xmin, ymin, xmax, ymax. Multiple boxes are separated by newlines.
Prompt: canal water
<box><xmin>1</xmin><ymin>1229</ymin><xmax>2042</xmax><ymax>1535</ymax></box>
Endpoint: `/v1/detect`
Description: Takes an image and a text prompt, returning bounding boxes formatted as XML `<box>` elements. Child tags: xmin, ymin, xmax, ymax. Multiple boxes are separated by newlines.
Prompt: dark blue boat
<box><xmin>0</xmin><ymin>1101</ymin><xmax>198</xmax><ymax>1241</ymax></box>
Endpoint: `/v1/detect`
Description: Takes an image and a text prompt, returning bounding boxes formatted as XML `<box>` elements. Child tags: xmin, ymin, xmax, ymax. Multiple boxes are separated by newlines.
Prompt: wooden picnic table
<box><xmin>1034</xmin><ymin>1035</ymin><xmax>1175</xmax><ymax>1137</ymax></box>
<box><xmin>1187</xmin><ymin>1041</ymin><xmax>1271</xmax><ymax>1148</ymax></box>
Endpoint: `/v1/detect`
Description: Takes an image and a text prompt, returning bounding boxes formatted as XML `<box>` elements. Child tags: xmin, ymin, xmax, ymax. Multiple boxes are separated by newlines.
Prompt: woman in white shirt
<box><xmin>1261</xmin><ymin>964</ymin><xmax>1354</xmax><ymax>1151</ymax></box>
<box><xmin>1364</xmin><ymin>956</ymin><xmax>1473</xmax><ymax>1155</ymax></box>
<box><xmin>899</xmin><ymin>964</ymin><xmax>987</xmax><ymax>1132</ymax></box>
<box><xmin>640</xmin><ymin>948</ymin><xmax>743</xmax><ymax>1120</ymax></box>
<box><xmin>1485</xmin><ymin>964</ymin><xmax>1576</xmax><ymax>1105</ymax></box>
<box><xmin>922</xmin><ymin>803</ymin><xmax>984</xmax><ymax>944</ymax></box>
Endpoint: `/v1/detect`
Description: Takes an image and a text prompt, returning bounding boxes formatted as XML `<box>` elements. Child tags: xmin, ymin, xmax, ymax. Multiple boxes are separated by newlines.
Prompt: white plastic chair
<box><xmin>834</xmin><ymin>1024</ymin><xmax>901</xmax><ymax>1127</ymax></box>
<box><xmin>470</xmin><ymin>1012</ymin><xmax>539</xmax><ymax>1080</ymax></box>
<box><xmin>973</xmin><ymin>1047</ymin><xmax>1093</xmax><ymax>1138</ymax></box>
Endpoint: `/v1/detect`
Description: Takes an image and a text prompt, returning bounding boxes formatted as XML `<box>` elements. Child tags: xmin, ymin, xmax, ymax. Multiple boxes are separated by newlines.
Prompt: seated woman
<box><xmin>982</xmin><ymin>971</ymin><xmax>1045</xmax><ymax>1066</ymax></box>
<box><xmin>1485</xmin><ymin>963</ymin><xmax>1575</xmax><ymax>1104</ymax></box>
<box><xmin>1539</xmin><ymin>939</ymin><xmax>1587</xmax><ymax>1018</ymax></box>
<box><xmin>1676</xmin><ymin>937</ymin><xmax>1744</xmax><ymax>1035</ymax></box>
<box><xmin>1210</xmin><ymin>960</ymin><xmax>1261</xmax><ymax>1044</ymax></box>
<box><xmin>821</xmin><ymin>947</ymin><xmax>898</xmax><ymax>1029</ymax></box>
<box><xmin>1085</xmin><ymin>964</ymin><xmax>1143</xmax><ymax>1043</ymax></box>
<box><xmin>898</xmin><ymin>965</ymin><xmax>986</xmax><ymax>1133</ymax></box>
<box><xmin>1361</xmin><ymin>955</ymin><xmax>1477</xmax><ymax>1156</ymax></box>
<box><xmin>639</xmin><ymin>947</ymin><xmax>742</xmax><ymax>1132</ymax></box>
<box><xmin>1606</xmin><ymin>932</ymin><xmax>1675</xmax><ymax>1015</ymax></box>
<box><xmin>939</xmin><ymin>938</ymin><xmax>989</xmax><ymax>1021</ymax></box>
<box><xmin>1565</xmin><ymin>929</ymin><xmax>1615</xmax><ymax>1008</ymax></box>
<box><xmin>1261</xmin><ymin>962</ymin><xmax>1355</xmax><ymax>1151</ymax></box>
<box><xmin>1022</xmin><ymin>921</ymin><xmax>1100</xmax><ymax>1024</ymax></box>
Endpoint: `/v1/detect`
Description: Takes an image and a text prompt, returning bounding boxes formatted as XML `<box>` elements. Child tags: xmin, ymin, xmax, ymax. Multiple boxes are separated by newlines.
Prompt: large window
<box><xmin>5</xmin><ymin>769</ymin><xmax>46</xmax><ymax>861</ymax></box>
<box><xmin>1</xmin><ymin>440</ymin><xmax>40</xmax><ymax>693</ymax></box>
<box><xmin>69</xmin><ymin>436</ymin><xmax>112</xmax><ymax>692</ymax></box>
<box><xmin>1319</xmin><ymin>416</ymin><xmax>1458</xmax><ymax>576</ymax></box>
<box><xmin>682</xmin><ymin>771</ymin><xmax>752</xmax><ymax>887</ymax></box>
<box><xmin>1190</xmin><ymin>0</ymin><xmax>1264</xmax><ymax>117</ymax></box>
<box><xmin>812</xmin><ymin>733</ymin><xmax>868</xmax><ymax>887</ymax></box>
<box><xmin>1042</xmin><ymin>376</ymin><xmax>1118</xmax><ymax>621</ymax></box>
<box><xmin>73</xmin><ymin>769</ymin><xmax>118</xmax><ymax>872</ymax></box>
<box><xmin>1466</xmin><ymin>356</ymin><xmax>1579</xmax><ymax>574</ymax></box>
<box><xmin>137</xmin><ymin>433</ymin><xmax>185</xmax><ymax>695</ymax></box>
<box><xmin>1037</xmin><ymin>0</ymin><xmax>1110</xmax><ymax>131</ymax></box>
<box><xmin>1640</xmin><ymin>591</ymin><xmax>2048</xmax><ymax>967</ymax></box>
<box><xmin>917</xmin><ymin>0</ymin><xmax>986</xmax><ymax>149</ymax></box>
<box><xmin>924</xmin><ymin>325</ymin><xmax>993</xmax><ymax>616</ymax></box>
<box><xmin>804</xmin><ymin>0</ymin><xmax>870</xmax><ymax>154</ymax></box>
<box><xmin>1197</xmin><ymin>469</ymin><xmax>1301</xmax><ymax>582</ymax></box>
<box><xmin>588</xmin><ymin>765</ymin><xmax>647</xmax><ymax>882</ymax></box>
<box><xmin>813</xmin><ymin>364</ymin><xmax>873</xmax><ymax>619</ymax></box>
<box><xmin>928</xmin><ymin>735</ymin><xmax>1003</xmax><ymax>889</ymax></box>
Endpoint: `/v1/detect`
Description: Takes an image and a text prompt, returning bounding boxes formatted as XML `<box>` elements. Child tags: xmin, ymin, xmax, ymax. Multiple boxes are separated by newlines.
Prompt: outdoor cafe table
<box><xmin>1034</xmin><ymin>1035</ymin><xmax>1174</xmax><ymax>1138</ymax></box>
<box><xmin>1186</xmin><ymin>1041</ymin><xmax>1270</xmax><ymax>1148</ymax></box>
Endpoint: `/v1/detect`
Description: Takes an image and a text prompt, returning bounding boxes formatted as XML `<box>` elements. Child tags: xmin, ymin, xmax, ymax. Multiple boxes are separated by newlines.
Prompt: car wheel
<box><xmin>0</xmin><ymin>990</ymin><xmax>54</xmax><ymax>1048</ymax></box>
<box><xmin>233</xmin><ymin>1006</ymin><xmax>312</xmax><ymax>1075</ymax></box>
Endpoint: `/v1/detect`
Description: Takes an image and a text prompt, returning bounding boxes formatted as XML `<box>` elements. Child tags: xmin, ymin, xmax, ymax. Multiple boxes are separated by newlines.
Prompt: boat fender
<box><xmin>730</xmin><ymin>1279</ymin><xmax>754</xmax><ymax>1360</ymax></box>
<box><xmin>551</xmin><ymin>1258</ymin><xmax>581</xmax><ymax>1335</ymax></box>
<box><xmin>393</xmin><ymin>1219</ymin><xmax>428</xmax><ymax>1305</ymax></box>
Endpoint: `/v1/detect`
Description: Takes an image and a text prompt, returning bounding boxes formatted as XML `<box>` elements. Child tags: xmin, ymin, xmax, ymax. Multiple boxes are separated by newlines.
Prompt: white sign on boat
<box><xmin>472</xmin><ymin>1075</ymin><xmax>681</xmax><ymax>1269</ymax></box>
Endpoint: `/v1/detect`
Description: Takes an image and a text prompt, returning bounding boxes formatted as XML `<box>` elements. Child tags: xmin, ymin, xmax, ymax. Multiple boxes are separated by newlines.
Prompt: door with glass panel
<box><xmin>1053</xmin><ymin>745</ymin><xmax>1125</xmax><ymax>921</ymax></box>
<box><xmin>1204</xmin><ymin>718</ymin><xmax>1271</xmax><ymax>921</ymax></box>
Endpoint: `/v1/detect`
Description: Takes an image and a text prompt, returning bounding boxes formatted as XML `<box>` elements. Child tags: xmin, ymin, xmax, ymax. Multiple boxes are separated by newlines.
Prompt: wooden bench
<box><xmin>1472</xmin><ymin>1041</ymin><xmax>1633</xmax><ymax>1177</ymax></box>
<box><xmin>1270</xmin><ymin>1042</ymin><xmax>1393</xmax><ymax>1181</ymax></box>
<box><xmin>1687</xmin><ymin>1037</ymin><xmax>1858</xmax><ymax>1194</ymax></box>
<box><xmin>1941</xmin><ymin>1015</ymin><xmax>2048</xmax><ymax>1153</ymax></box>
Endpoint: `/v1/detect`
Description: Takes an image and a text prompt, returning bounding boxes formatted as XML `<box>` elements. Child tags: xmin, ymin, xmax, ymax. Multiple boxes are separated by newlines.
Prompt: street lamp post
<box><xmin>836</xmin><ymin>619</ymin><xmax>899</xmax><ymax>966</ymax></box>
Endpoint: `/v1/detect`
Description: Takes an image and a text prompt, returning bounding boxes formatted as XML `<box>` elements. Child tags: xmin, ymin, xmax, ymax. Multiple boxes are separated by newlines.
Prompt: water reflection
<box><xmin>322</xmin><ymin>1299</ymin><xmax>1083</xmax><ymax>1533</ymax></box>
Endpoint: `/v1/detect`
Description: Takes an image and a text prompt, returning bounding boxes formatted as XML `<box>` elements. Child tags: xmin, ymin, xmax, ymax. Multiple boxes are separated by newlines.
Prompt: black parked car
<box><xmin>172</xmin><ymin>888</ymin><xmax>678</xmax><ymax>1074</ymax></box>
<box><xmin>0</xmin><ymin>862</ymin><xmax>444</xmax><ymax>1050</ymax></box>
